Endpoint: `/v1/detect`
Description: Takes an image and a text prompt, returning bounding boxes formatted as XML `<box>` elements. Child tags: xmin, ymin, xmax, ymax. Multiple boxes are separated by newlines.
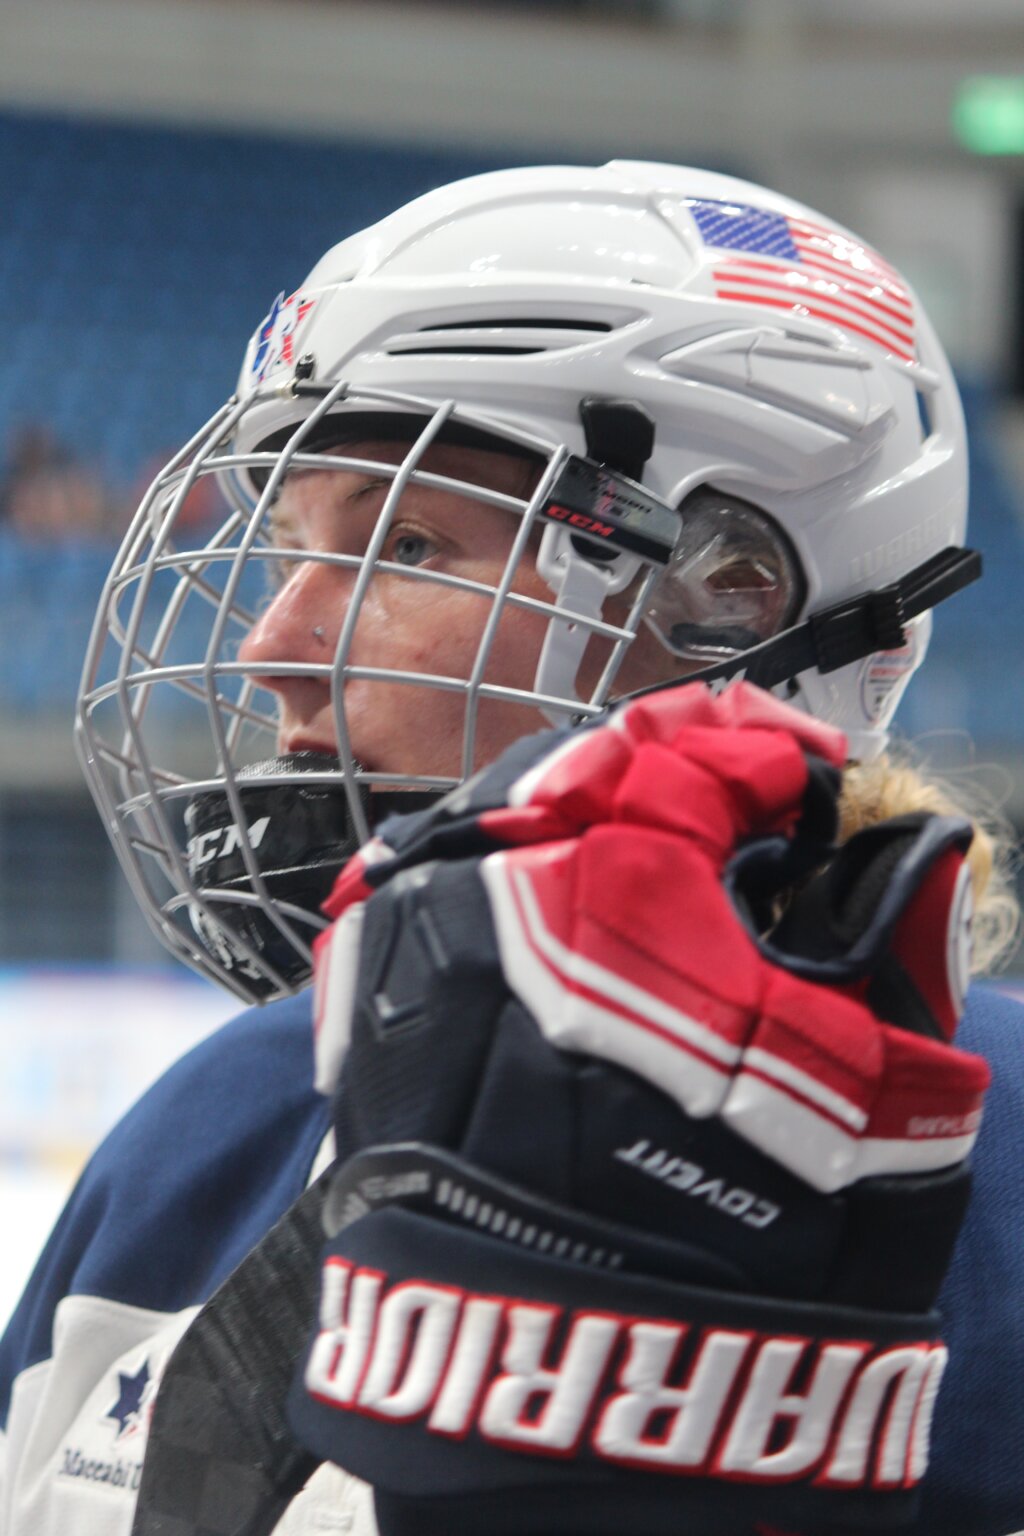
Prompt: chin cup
<box><xmin>184</xmin><ymin>753</ymin><xmax>366</xmax><ymax>997</ymax></box>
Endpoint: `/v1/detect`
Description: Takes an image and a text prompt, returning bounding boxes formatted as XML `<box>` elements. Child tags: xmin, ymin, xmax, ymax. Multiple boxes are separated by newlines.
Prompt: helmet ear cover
<box><xmin>644</xmin><ymin>486</ymin><xmax>807</xmax><ymax>662</ymax></box>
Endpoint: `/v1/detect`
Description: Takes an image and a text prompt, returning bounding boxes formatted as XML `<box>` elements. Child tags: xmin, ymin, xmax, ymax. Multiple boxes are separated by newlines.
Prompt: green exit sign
<box><xmin>953</xmin><ymin>77</ymin><xmax>1024</xmax><ymax>155</ymax></box>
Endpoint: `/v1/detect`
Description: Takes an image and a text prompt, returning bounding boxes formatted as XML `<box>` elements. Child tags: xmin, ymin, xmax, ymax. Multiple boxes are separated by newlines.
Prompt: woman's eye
<box><xmin>390</xmin><ymin>532</ymin><xmax>438</xmax><ymax>567</ymax></box>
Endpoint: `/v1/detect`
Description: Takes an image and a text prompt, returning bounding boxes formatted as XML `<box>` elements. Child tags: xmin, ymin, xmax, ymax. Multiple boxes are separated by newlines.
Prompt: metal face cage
<box><xmin>74</xmin><ymin>382</ymin><xmax>670</xmax><ymax>1003</ymax></box>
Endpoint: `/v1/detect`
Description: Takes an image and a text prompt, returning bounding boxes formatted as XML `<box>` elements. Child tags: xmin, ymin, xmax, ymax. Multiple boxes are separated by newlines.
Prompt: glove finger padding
<box><xmin>291</xmin><ymin>682</ymin><xmax>988</xmax><ymax>1536</ymax></box>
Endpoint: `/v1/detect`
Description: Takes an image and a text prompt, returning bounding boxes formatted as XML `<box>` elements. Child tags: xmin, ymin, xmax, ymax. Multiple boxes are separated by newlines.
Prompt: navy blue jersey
<box><xmin>1</xmin><ymin>985</ymin><xmax>1021</xmax><ymax>1535</ymax></box>
<box><xmin>925</xmin><ymin>985</ymin><xmax>1024</xmax><ymax>1536</ymax></box>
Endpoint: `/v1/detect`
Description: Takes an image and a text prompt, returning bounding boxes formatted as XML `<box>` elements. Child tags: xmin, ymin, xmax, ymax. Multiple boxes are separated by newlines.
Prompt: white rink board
<box><xmin>0</xmin><ymin>966</ymin><xmax>237</xmax><ymax>1330</ymax></box>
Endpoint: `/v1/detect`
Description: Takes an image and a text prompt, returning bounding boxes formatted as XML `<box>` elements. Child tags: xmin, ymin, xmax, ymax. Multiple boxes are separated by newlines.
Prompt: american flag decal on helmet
<box><xmin>689</xmin><ymin>198</ymin><xmax>916</xmax><ymax>364</ymax></box>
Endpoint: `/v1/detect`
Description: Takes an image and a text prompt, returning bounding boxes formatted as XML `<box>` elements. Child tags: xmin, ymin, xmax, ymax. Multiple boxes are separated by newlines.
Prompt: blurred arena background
<box><xmin>3</xmin><ymin>0</ymin><xmax>1024</xmax><ymax>1322</ymax></box>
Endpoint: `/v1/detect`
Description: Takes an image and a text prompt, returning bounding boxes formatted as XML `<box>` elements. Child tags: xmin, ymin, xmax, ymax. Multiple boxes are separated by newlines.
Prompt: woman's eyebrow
<box><xmin>266</xmin><ymin>474</ymin><xmax>404</xmax><ymax>551</ymax></box>
<box><xmin>344</xmin><ymin>474</ymin><xmax>392</xmax><ymax>501</ymax></box>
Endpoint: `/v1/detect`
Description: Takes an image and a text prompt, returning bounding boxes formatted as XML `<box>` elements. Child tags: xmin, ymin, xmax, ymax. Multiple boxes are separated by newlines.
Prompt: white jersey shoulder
<box><xmin>0</xmin><ymin>1261</ymin><xmax>377</xmax><ymax>1535</ymax></box>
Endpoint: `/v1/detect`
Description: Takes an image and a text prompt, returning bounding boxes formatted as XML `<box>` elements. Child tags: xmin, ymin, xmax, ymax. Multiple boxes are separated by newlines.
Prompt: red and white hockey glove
<box><xmin>291</xmin><ymin>681</ymin><xmax>988</xmax><ymax>1536</ymax></box>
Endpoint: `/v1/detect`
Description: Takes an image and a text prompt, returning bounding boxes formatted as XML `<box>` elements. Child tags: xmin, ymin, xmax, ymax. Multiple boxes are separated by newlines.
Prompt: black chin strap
<box><xmin>634</xmin><ymin>545</ymin><xmax>981</xmax><ymax>699</ymax></box>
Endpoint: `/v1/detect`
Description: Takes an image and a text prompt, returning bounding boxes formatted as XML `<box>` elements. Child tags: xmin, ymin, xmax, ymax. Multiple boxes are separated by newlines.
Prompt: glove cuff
<box><xmin>289</xmin><ymin>1146</ymin><xmax>948</xmax><ymax>1536</ymax></box>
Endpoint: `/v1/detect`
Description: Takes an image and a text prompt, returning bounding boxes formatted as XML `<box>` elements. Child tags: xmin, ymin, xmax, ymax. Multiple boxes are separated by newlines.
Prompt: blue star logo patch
<box><xmin>104</xmin><ymin>1359</ymin><xmax>152</xmax><ymax>1442</ymax></box>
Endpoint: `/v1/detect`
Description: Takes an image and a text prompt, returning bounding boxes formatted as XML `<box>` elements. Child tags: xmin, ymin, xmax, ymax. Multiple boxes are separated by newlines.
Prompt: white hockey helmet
<box><xmin>76</xmin><ymin>160</ymin><xmax>977</xmax><ymax>1001</ymax></box>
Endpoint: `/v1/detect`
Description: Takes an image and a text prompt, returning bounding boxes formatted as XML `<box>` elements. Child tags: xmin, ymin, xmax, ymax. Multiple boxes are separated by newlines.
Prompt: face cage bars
<box><xmin>74</xmin><ymin>382</ymin><xmax>662</xmax><ymax>1000</ymax></box>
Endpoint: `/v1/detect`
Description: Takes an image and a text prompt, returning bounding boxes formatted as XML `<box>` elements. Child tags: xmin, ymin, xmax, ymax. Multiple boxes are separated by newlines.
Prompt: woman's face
<box><xmin>238</xmin><ymin>438</ymin><xmax>680</xmax><ymax>781</ymax></box>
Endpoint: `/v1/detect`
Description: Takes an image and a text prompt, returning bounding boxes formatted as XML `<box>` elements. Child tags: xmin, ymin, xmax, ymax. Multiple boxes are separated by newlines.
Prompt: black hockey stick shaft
<box><xmin>130</xmin><ymin>1174</ymin><xmax>329</xmax><ymax>1536</ymax></box>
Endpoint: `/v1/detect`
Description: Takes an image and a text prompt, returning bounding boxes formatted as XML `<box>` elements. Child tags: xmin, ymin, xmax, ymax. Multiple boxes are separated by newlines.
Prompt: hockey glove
<box><xmin>291</xmin><ymin>680</ymin><xmax>987</xmax><ymax>1536</ymax></box>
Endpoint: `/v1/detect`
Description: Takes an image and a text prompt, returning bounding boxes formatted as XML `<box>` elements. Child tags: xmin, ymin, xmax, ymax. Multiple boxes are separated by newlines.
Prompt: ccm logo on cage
<box><xmin>305</xmin><ymin>1258</ymin><xmax>945</xmax><ymax>1487</ymax></box>
<box><xmin>187</xmin><ymin>816</ymin><xmax>270</xmax><ymax>868</ymax></box>
<box><xmin>543</xmin><ymin>504</ymin><xmax>616</xmax><ymax>539</ymax></box>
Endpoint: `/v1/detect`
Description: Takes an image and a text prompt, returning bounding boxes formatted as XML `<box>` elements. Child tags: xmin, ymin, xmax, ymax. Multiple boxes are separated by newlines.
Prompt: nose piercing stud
<box><xmin>313</xmin><ymin>625</ymin><xmax>326</xmax><ymax>642</ymax></box>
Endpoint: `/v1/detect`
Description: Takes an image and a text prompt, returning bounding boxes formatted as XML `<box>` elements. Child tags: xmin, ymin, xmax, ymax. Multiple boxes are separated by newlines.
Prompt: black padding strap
<box><xmin>579</xmin><ymin>398</ymin><xmax>656</xmax><ymax>483</ymax></box>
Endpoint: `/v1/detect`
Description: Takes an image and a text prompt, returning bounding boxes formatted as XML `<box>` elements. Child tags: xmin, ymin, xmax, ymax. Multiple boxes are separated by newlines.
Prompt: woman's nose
<box><xmin>237</xmin><ymin>558</ymin><xmax>344</xmax><ymax>685</ymax></box>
